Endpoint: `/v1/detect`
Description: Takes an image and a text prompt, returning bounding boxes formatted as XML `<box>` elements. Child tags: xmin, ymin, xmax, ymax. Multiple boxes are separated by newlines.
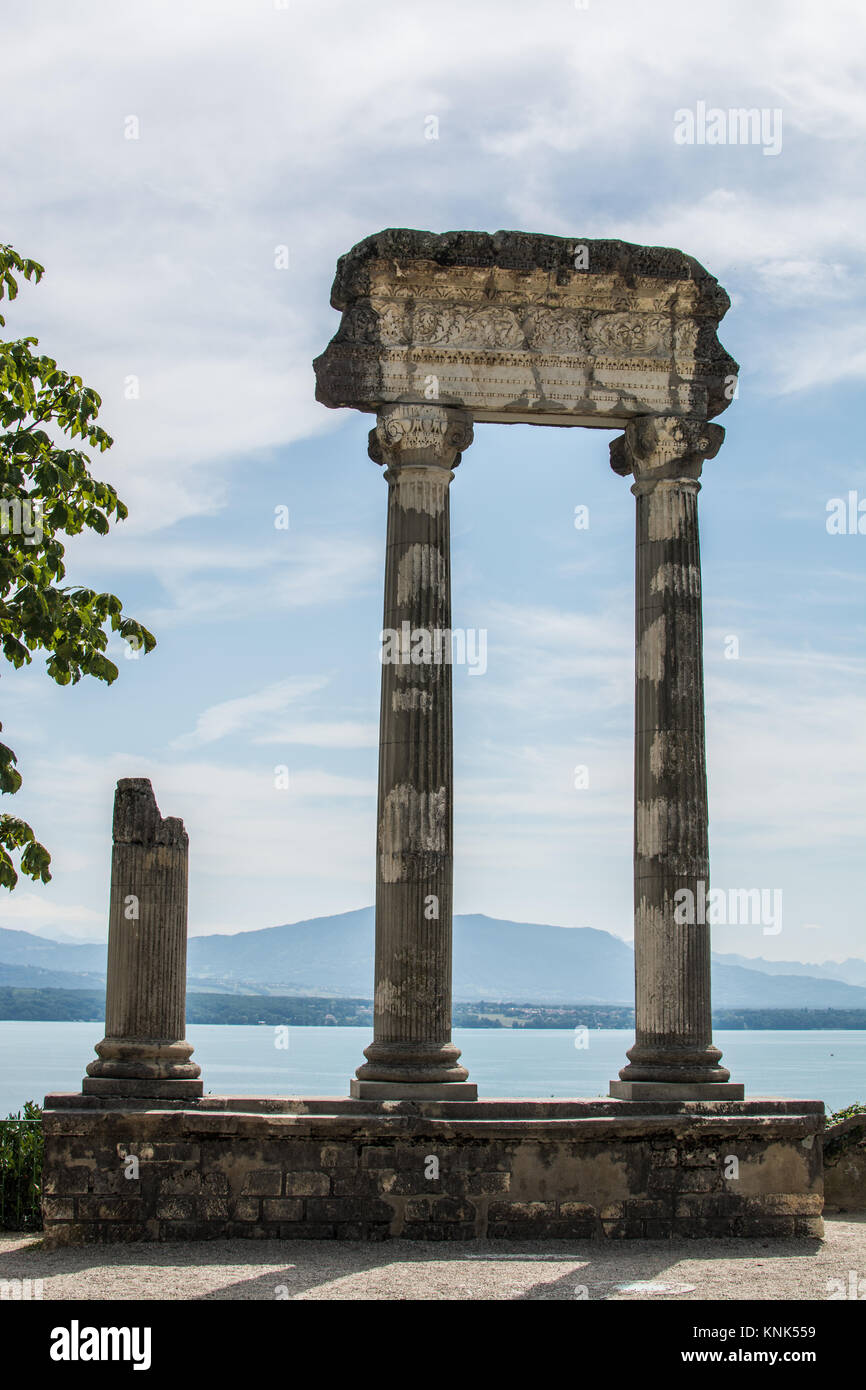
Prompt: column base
<box><xmin>355</xmin><ymin>1039</ymin><xmax>469</xmax><ymax>1086</ymax></box>
<box><xmin>85</xmin><ymin>1036</ymin><xmax>201</xmax><ymax>1098</ymax></box>
<box><xmin>610</xmin><ymin>1080</ymin><xmax>745</xmax><ymax>1101</ymax></box>
<box><xmin>350</xmin><ymin>1080</ymin><xmax>478</xmax><ymax>1101</ymax></box>
<box><xmin>83</xmin><ymin>1076</ymin><xmax>203</xmax><ymax>1099</ymax></box>
<box><xmin>617</xmin><ymin>1041</ymin><xmax>731</xmax><ymax>1087</ymax></box>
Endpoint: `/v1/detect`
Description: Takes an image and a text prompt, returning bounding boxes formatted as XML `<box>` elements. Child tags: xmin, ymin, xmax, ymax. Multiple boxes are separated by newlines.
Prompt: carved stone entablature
<box><xmin>314</xmin><ymin>229</ymin><xmax>738</xmax><ymax>428</ymax></box>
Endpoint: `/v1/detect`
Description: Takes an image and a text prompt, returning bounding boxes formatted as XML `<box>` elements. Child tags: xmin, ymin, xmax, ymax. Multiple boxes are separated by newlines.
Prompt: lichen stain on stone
<box><xmin>637</xmin><ymin>798</ymin><xmax>669</xmax><ymax>858</ymax></box>
<box><xmin>374</xmin><ymin>981</ymin><xmax>400</xmax><ymax>1013</ymax></box>
<box><xmin>375</xmin><ymin>971</ymin><xmax>440</xmax><ymax>1017</ymax></box>
<box><xmin>392</xmin><ymin>688</ymin><xmax>432</xmax><ymax>712</ymax></box>
<box><xmin>397</xmin><ymin>474</ymin><xmax>448</xmax><ymax>517</ymax></box>
<box><xmin>509</xmin><ymin>1145</ymin><xmax>630</xmax><ymax>1204</ymax></box>
<box><xmin>637</xmin><ymin>615</ymin><xmax>666</xmax><ymax>682</ymax></box>
<box><xmin>378</xmin><ymin>784</ymin><xmax>447</xmax><ymax>881</ymax></box>
<box><xmin>649</xmin><ymin>731</ymin><xmax>669</xmax><ymax>780</ymax></box>
<box><xmin>650</xmin><ymin>563</ymin><xmax>700</xmax><ymax>597</ymax></box>
<box><xmin>732</xmin><ymin>1143</ymin><xmax>812</xmax><ymax>1196</ymax></box>
<box><xmin>396</xmin><ymin>544</ymin><xmax>445</xmax><ymax>604</ymax></box>
<box><xmin>647</xmin><ymin>488</ymin><xmax>687</xmax><ymax>541</ymax></box>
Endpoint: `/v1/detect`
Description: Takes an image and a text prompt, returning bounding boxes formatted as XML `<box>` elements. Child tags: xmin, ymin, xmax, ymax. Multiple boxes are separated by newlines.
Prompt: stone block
<box><xmin>283</xmin><ymin>1172</ymin><xmax>330</xmax><ymax>1196</ymax></box>
<box><xmin>487</xmin><ymin>1200</ymin><xmax>557</xmax><ymax>1226</ymax></box>
<box><xmin>601</xmin><ymin>1219</ymin><xmax>645</xmax><ymax>1239</ymax></box>
<box><xmin>331</xmin><ymin>1172</ymin><xmax>384</xmax><ymax>1197</ymax></box>
<box><xmin>261</xmin><ymin>1199</ymin><xmax>304</xmax><ymax>1221</ymax></box>
<box><xmin>158</xmin><ymin>1169</ymin><xmax>203</xmax><ymax>1195</ymax></box>
<box><xmin>305</xmin><ymin>1198</ymin><xmax>393</xmax><ymax>1223</ymax></box>
<box><xmin>231</xmin><ymin>1198</ymin><xmax>260</xmax><ymax>1222</ymax></box>
<box><xmin>374</xmin><ymin>1171</ymin><xmax>433</xmax><ymax>1196</ymax></box>
<box><xmin>198</xmin><ymin>1197</ymin><xmax>230</xmax><ymax>1220</ymax></box>
<box><xmin>77</xmin><ymin>1196</ymin><xmax>144</xmax><ymax>1221</ymax></box>
<box><xmin>610</xmin><ymin>1082</ymin><xmax>745</xmax><ymax>1100</ymax></box>
<box><xmin>42</xmin><ymin>1197</ymin><xmax>75</xmax><ymax>1221</ymax></box>
<box><xmin>350</xmin><ymin>1081</ymin><xmax>478</xmax><ymax>1101</ymax></box>
<box><xmin>240</xmin><ymin>1170</ymin><xmax>282</xmax><ymax>1196</ymax></box>
<box><xmin>319</xmin><ymin>1145</ymin><xmax>357</xmax><ymax>1169</ymax></box>
<box><xmin>87</xmin><ymin>1170</ymin><xmax>133</xmax><ymax>1196</ymax></box>
<box><xmin>155</xmin><ymin>1197</ymin><xmax>197</xmax><ymax>1220</ymax></box>
<box><xmin>43</xmin><ymin>1165</ymin><xmax>95</xmax><ymax>1196</ymax></box>
<box><xmin>405</xmin><ymin>1196</ymin><xmax>476</xmax><ymax>1223</ymax></box>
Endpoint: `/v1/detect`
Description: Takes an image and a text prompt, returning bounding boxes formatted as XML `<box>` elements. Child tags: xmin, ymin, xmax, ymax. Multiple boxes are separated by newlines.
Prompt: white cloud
<box><xmin>0</xmin><ymin>892</ymin><xmax>103</xmax><ymax>930</ymax></box>
<box><xmin>171</xmin><ymin>677</ymin><xmax>328</xmax><ymax>749</ymax></box>
<box><xmin>66</xmin><ymin>531</ymin><xmax>381</xmax><ymax>627</ymax></box>
<box><xmin>3</xmin><ymin>0</ymin><xmax>863</xmax><ymax>542</ymax></box>
<box><xmin>2</xmin><ymin>0</ymin><xmax>863</xmax><ymax>954</ymax></box>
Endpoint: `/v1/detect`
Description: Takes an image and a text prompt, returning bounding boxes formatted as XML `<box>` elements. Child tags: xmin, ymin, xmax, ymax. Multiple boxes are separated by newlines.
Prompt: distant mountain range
<box><xmin>1</xmin><ymin>909</ymin><xmax>866</xmax><ymax>1010</ymax></box>
<box><xmin>713</xmin><ymin>952</ymin><xmax>866</xmax><ymax>989</ymax></box>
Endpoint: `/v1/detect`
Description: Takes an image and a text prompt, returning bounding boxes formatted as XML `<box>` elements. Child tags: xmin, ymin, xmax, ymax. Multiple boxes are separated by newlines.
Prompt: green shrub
<box><xmin>827</xmin><ymin>1102</ymin><xmax>866</xmax><ymax>1127</ymax></box>
<box><xmin>0</xmin><ymin>1100</ymin><xmax>43</xmax><ymax>1230</ymax></box>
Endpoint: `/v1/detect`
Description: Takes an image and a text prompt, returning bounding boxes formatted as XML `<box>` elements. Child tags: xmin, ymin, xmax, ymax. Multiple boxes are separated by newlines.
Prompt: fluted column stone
<box><xmin>84</xmin><ymin>778</ymin><xmax>202</xmax><ymax>1098</ymax></box>
<box><xmin>608</xmin><ymin>416</ymin><xmax>743</xmax><ymax>1099</ymax></box>
<box><xmin>351</xmin><ymin>403</ymin><xmax>477</xmax><ymax>1099</ymax></box>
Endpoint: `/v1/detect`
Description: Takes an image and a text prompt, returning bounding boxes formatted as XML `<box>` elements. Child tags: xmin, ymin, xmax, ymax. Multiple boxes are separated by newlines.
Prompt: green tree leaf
<box><xmin>0</xmin><ymin>243</ymin><xmax>156</xmax><ymax>888</ymax></box>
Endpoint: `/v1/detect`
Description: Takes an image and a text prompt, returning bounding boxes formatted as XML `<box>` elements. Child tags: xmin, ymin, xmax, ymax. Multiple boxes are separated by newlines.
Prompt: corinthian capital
<box><xmin>368</xmin><ymin>403</ymin><xmax>474</xmax><ymax>472</ymax></box>
<box><xmin>610</xmin><ymin>415</ymin><xmax>724</xmax><ymax>485</ymax></box>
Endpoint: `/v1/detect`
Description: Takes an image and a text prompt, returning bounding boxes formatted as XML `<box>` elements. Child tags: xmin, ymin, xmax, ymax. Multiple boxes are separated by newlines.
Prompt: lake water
<box><xmin>1</xmin><ymin>1023</ymin><xmax>864</xmax><ymax>1116</ymax></box>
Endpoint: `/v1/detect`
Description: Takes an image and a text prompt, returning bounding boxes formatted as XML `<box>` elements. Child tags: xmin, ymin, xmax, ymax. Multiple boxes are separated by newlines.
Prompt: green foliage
<box><xmin>827</xmin><ymin>1102</ymin><xmax>866</xmax><ymax>1127</ymax></box>
<box><xmin>0</xmin><ymin>1101</ymin><xmax>43</xmax><ymax>1231</ymax></box>
<box><xmin>0</xmin><ymin>244</ymin><xmax>155</xmax><ymax>889</ymax></box>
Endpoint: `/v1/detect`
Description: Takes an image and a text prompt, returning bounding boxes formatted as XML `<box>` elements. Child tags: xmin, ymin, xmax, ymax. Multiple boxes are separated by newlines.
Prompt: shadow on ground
<box><xmin>1</xmin><ymin>1218</ymin><xmax>859</xmax><ymax>1300</ymax></box>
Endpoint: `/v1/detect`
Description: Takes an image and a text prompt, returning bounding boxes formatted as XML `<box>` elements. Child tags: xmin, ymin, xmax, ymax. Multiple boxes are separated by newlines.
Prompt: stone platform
<box><xmin>41</xmin><ymin>1096</ymin><xmax>824</xmax><ymax>1244</ymax></box>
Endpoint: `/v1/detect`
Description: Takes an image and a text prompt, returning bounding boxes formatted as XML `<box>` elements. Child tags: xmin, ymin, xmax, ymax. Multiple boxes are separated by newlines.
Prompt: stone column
<box><xmin>85</xmin><ymin>778</ymin><xmax>202</xmax><ymax>1098</ymax></box>
<box><xmin>608</xmin><ymin>416</ymin><xmax>743</xmax><ymax>1099</ymax></box>
<box><xmin>351</xmin><ymin>403</ymin><xmax>477</xmax><ymax>1100</ymax></box>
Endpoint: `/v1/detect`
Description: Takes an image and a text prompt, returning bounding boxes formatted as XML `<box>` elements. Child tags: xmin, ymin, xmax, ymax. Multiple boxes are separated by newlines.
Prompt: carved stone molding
<box><xmin>315</xmin><ymin>228</ymin><xmax>738</xmax><ymax>427</ymax></box>
<box><xmin>368</xmin><ymin>403</ymin><xmax>474</xmax><ymax>473</ymax></box>
<box><xmin>610</xmin><ymin>415</ymin><xmax>725</xmax><ymax>485</ymax></box>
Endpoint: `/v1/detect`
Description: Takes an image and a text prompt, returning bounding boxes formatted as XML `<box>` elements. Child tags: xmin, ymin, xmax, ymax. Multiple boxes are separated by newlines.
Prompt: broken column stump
<box><xmin>84</xmin><ymin>778</ymin><xmax>202</xmax><ymax>1099</ymax></box>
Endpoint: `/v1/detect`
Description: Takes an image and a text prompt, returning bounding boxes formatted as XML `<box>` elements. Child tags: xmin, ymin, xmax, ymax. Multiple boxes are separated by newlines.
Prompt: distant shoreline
<box><xmin>2</xmin><ymin>988</ymin><xmax>866</xmax><ymax>1030</ymax></box>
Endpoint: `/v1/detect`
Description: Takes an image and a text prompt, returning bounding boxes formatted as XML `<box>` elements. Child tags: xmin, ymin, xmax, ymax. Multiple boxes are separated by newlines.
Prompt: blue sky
<box><xmin>1</xmin><ymin>0</ymin><xmax>864</xmax><ymax>963</ymax></box>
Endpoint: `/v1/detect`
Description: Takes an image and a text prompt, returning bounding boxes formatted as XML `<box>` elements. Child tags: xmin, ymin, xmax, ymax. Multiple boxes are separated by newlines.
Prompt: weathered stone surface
<box><xmin>354</xmin><ymin>403</ymin><xmax>474</xmax><ymax>1094</ymax></box>
<box><xmin>40</xmin><ymin>1097</ymin><xmax>823</xmax><ymax>1244</ymax></box>
<box><xmin>611</xmin><ymin>1082</ymin><xmax>745</xmax><ymax>1100</ymax></box>
<box><xmin>351</xmin><ymin>1080</ymin><xmax>478</xmax><ymax>1100</ymax></box>
<box><xmin>610</xmin><ymin>418</ymin><xmax>733</xmax><ymax>1092</ymax></box>
<box><xmin>823</xmin><ymin>1114</ymin><xmax>866</xmax><ymax>1212</ymax></box>
<box><xmin>84</xmin><ymin>779</ymin><xmax>201</xmax><ymax>1098</ymax></box>
<box><xmin>314</xmin><ymin>231</ymin><xmax>741</xmax><ymax>1106</ymax></box>
<box><xmin>314</xmin><ymin>229</ymin><xmax>737</xmax><ymax>427</ymax></box>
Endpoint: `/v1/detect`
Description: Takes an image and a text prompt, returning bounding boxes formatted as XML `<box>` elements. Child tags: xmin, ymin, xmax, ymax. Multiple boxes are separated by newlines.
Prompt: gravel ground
<box><xmin>1</xmin><ymin>1215</ymin><xmax>863</xmax><ymax>1300</ymax></box>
